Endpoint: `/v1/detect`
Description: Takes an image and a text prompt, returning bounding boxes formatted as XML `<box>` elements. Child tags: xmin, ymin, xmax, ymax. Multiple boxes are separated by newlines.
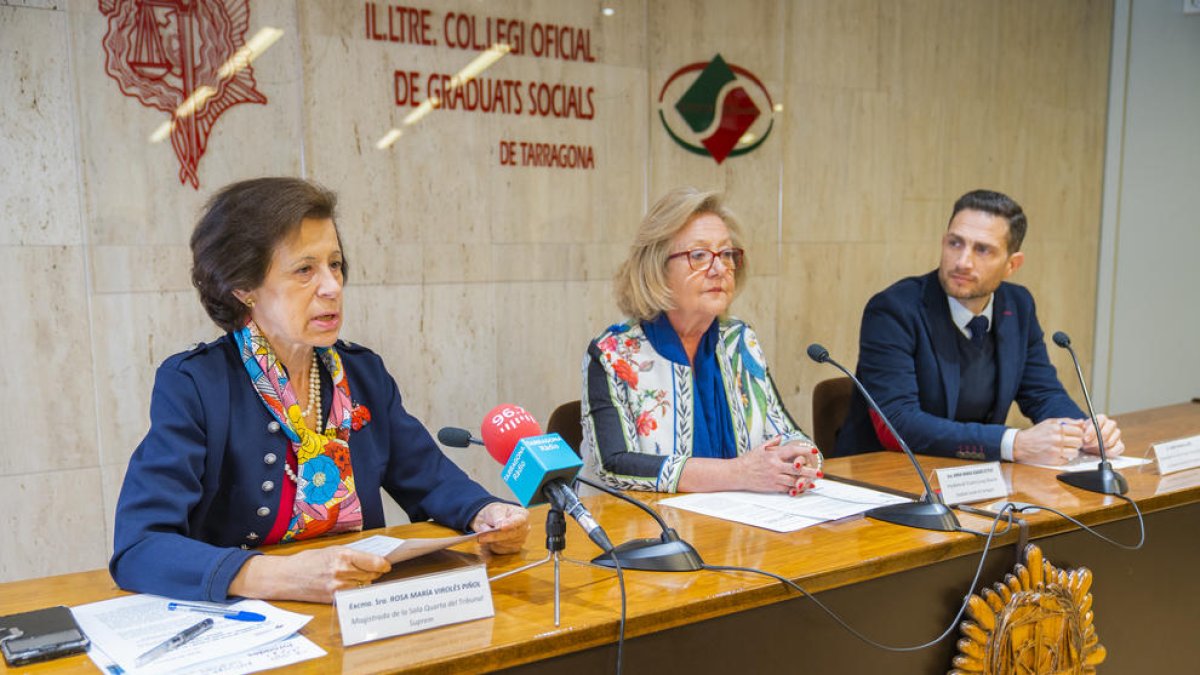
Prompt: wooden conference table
<box><xmin>3</xmin><ymin>402</ymin><xmax>1199</xmax><ymax>673</ymax></box>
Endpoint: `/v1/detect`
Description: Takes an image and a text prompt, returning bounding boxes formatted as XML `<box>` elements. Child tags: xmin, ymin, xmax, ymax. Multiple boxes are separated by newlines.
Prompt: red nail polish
<box><xmin>817</xmin><ymin>471</ymin><xmax>824</xmax><ymax>479</ymax></box>
<box><xmin>789</xmin><ymin>488</ymin><xmax>797</xmax><ymax>497</ymax></box>
<box><xmin>811</xmin><ymin>447</ymin><xmax>819</xmax><ymax>454</ymax></box>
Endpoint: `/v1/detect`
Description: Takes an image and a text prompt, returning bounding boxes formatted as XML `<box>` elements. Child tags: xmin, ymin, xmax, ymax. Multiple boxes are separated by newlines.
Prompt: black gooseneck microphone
<box><xmin>807</xmin><ymin>343</ymin><xmax>961</xmax><ymax>532</ymax></box>
<box><xmin>1050</xmin><ymin>331</ymin><xmax>1128</xmax><ymax>495</ymax></box>
<box><xmin>436</xmin><ymin>426</ymin><xmax>484</xmax><ymax>448</ymax></box>
<box><xmin>574</xmin><ymin>476</ymin><xmax>704</xmax><ymax>572</ymax></box>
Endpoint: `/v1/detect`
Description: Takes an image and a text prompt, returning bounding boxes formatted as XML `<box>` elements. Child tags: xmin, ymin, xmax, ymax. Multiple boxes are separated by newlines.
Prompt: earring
<box><xmin>245</xmin><ymin>298</ymin><xmax>255</xmax><ymax>308</ymax></box>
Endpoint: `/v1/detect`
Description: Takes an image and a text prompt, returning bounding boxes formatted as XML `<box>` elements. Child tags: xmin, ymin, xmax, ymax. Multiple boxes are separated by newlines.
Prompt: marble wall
<box><xmin>0</xmin><ymin>0</ymin><xmax>1112</xmax><ymax>582</ymax></box>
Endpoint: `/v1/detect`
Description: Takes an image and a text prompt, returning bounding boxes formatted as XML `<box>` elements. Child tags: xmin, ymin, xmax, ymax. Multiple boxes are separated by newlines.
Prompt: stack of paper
<box><xmin>660</xmin><ymin>480</ymin><xmax>910</xmax><ymax>533</ymax></box>
<box><xmin>344</xmin><ymin>533</ymin><xmax>478</xmax><ymax>562</ymax></box>
<box><xmin>71</xmin><ymin>595</ymin><xmax>323</xmax><ymax>674</ymax></box>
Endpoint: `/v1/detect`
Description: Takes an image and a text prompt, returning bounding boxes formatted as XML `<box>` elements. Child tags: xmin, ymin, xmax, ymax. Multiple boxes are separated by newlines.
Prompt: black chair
<box><xmin>546</xmin><ymin>399</ymin><xmax>584</xmax><ymax>457</ymax></box>
<box><xmin>811</xmin><ymin>377</ymin><xmax>854</xmax><ymax>453</ymax></box>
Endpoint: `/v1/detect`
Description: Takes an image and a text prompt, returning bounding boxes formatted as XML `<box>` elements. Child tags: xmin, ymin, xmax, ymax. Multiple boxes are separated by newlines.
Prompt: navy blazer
<box><xmin>833</xmin><ymin>271</ymin><xmax>1084</xmax><ymax>460</ymax></box>
<box><xmin>110</xmin><ymin>335</ymin><xmax>499</xmax><ymax>601</ymax></box>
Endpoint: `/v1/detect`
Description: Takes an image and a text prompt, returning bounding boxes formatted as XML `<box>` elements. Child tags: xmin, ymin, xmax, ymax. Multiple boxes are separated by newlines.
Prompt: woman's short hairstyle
<box><xmin>191</xmin><ymin>177</ymin><xmax>343</xmax><ymax>332</ymax></box>
<box><xmin>614</xmin><ymin>187</ymin><xmax>746</xmax><ymax>322</ymax></box>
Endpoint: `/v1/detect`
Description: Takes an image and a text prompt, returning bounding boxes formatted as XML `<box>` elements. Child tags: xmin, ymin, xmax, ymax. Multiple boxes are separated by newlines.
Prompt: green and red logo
<box><xmin>658</xmin><ymin>54</ymin><xmax>775</xmax><ymax>164</ymax></box>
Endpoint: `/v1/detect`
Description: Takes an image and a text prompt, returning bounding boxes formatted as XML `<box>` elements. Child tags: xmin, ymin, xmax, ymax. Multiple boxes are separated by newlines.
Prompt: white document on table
<box><xmin>1027</xmin><ymin>454</ymin><xmax>1150</xmax><ymax>472</ymax></box>
<box><xmin>86</xmin><ymin>632</ymin><xmax>325</xmax><ymax>675</ymax></box>
<box><xmin>344</xmin><ymin>533</ymin><xmax>478</xmax><ymax>563</ymax></box>
<box><xmin>659</xmin><ymin>480</ymin><xmax>910</xmax><ymax>533</ymax></box>
<box><xmin>71</xmin><ymin>595</ymin><xmax>313</xmax><ymax>675</ymax></box>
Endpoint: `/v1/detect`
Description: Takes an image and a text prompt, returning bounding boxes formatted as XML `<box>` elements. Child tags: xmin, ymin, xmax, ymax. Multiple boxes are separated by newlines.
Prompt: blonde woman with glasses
<box><xmin>581</xmin><ymin>187</ymin><xmax>822</xmax><ymax>494</ymax></box>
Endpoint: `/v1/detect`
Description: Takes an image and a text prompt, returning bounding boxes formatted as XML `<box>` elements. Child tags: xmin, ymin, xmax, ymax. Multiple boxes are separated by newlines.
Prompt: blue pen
<box><xmin>167</xmin><ymin>602</ymin><xmax>267</xmax><ymax>622</ymax></box>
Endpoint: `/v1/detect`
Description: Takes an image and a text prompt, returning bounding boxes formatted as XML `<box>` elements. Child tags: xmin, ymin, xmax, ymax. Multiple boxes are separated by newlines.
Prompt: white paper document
<box><xmin>344</xmin><ymin>533</ymin><xmax>478</xmax><ymax>563</ymax></box>
<box><xmin>71</xmin><ymin>595</ymin><xmax>314</xmax><ymax>675</ymax></box>
<box><xmin>659</xmin><ymin>480</ymin><xmax>910</xmax><ymax>533</ymax></box>
<box><xmin>1027</xmin><ymin>454</ymin><xmax>1150</xmax><ymax>473</ymax></box>
<box><xmin>86</xmin><ymin>633</ymin><xmax>325</xmax><ymax>675</ymax></box>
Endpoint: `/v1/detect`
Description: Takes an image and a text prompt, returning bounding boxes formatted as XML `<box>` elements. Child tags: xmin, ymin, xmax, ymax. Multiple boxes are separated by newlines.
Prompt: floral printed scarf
<box><xmin>234</xmin><ymin>321</ymin><xmax>364</xmax><ymax>542</ymax></box>
<box><xmin>641</xmin><ymin>314</ymin><xmax>737</xmax><ymax>459</ymax></box>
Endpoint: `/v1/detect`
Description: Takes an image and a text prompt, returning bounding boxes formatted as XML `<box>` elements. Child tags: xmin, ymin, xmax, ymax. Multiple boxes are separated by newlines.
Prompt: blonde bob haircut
<box><xmin>614</xmin><ymin>187</ymin><xmax>747</xmax><ymax>322</ymax></box>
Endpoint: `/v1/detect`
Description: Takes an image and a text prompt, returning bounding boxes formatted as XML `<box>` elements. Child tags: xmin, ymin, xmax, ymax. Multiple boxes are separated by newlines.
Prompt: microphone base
<box><xmin>1057</xmin><ymin>462</ymin><xmax>1128</xmax><ymax>495</ymax></box>
<box><xmin>866</xmin><ymin>500</ymin><xmax>961</xmax><ymax>532</ymax></box>
<box><xmin>590</xmin><ymin>536</ymin><xmax>704</xmax><ymax>572</ymax></box>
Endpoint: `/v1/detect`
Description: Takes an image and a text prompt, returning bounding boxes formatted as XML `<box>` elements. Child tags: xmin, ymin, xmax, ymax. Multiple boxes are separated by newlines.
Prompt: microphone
<box><xmin>480</xmin><ymin>404</ymin><xmax>542</xmax><ymax>464</ymax></box>
<box><xmin>807</xmin><ymin>343</ymin><xmax>830</xmax><ymax>363</ymax></box>
<box><xmin>1050</xmin><ymin>331</ymin><xmax>1128</xmax><ymax>495</ymax></box>
<box><xmin>573</xmin><ymin>476</ymin><xmax>704</xmax><ymax>572</ymax></box>
<box><xmin>436</xmin><ymin>426</ymin><xmax>483</xmax><ymax>448</ymax></box>
<box><xmin>542</xmin><ymin>481</ymin><xmax>607</xmax><ymax>549</ymax></box>
<box><xmin>480</xmin><ymin>405</ymin><xmax>614</xmax><ymax>552</ymax></box>
<box><xmin>808</xmin><ymin>343</ymin><xmax>960</xmax><ymax>532</ymax></box>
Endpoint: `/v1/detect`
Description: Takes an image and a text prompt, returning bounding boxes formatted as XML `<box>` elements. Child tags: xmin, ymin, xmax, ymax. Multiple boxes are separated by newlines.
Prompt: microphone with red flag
<box><xmin>439</xmin><ymin>406</ymin><xmax>704</xmax><ymax>571</ymax></box>
<box><xmin>479</xmin><ymin>404</ymin><xmax>543</xmax><ymax>466</ymax></box>
<box><xmin>478</xmin><ymin>404</ymin><xmax>613</xmax><ymax>552</ymax></box>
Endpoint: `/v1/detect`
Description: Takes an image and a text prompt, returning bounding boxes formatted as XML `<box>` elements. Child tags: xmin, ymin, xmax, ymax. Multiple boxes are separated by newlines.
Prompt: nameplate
<box><xmin>1151</xmin><ymin>434</ymin><xmax>1200</xmax><ymax>475</ymax></box>
<box><xmin>936</xmin><ymin>462</ymin><xmax>1008</xmax><ymax>505</ymax></box>
<box><xmin>334</xmin><ymin>565</ymin><xmax>494</xmax><ymax>646</ymax></box>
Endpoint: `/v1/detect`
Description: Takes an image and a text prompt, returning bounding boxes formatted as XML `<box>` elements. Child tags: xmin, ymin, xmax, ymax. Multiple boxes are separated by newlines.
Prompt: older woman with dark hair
<box><xmin>111</xmin><ymin>177</ymin><xmax>528</xmax><ymax>603</ymax></box>
<box><xmin>581</xmin><ymin>187</ymin><xmax>822</xmax><ymax>493</ymax></box>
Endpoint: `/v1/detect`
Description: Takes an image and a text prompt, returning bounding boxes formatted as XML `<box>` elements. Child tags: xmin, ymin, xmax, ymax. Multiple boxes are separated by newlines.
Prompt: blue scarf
<box><xmin>642</xmin><ymin>314</ymin><xmax>737</xmax><ymax>459</ymax></box>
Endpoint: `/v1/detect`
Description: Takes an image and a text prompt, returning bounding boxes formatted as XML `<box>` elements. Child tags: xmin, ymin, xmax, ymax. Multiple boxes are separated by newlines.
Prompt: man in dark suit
<box><xmin>833</xmin><ymin>189</ymin><xmax>1124</xmax><ymax>464</ymax></box>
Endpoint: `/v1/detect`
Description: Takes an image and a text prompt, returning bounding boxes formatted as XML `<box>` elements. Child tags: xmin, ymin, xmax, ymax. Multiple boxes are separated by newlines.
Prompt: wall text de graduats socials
<box><xmin>366</xmin><ymin>2</ymin><xmax>597</xmax><ymax>169</ymax></box>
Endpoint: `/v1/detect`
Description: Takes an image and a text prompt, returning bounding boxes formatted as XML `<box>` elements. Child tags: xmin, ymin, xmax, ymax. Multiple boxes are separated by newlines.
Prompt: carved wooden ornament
<box><xmin>950</xmin><ymin>544</ymin><xmax>1106</xmax><ymax>674</ymax></box>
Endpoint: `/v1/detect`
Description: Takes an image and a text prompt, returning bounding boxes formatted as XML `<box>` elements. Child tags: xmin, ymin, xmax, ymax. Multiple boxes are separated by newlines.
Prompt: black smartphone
<box><xmin>0</xmin><ymin>605</ymin><xmax>90</xmax><ymax>666</ymax></box>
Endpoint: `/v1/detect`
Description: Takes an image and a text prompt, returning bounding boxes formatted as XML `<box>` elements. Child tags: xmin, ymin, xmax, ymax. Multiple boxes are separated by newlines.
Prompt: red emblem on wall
<box><xmin>99</xmin><ymin>0</ymin><xmax>268</xmax><ymax>188</ymax></box>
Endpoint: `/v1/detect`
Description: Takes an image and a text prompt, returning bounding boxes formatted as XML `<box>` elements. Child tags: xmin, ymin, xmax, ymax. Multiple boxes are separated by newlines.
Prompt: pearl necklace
<box><xmin>283</xmin><ymin>353</ymin><xmax>321</xmax><ymax>485</ymax></box>
<box><xmin>299</xmin><ymin>352</ymin><xmax>321</xmax><ymax>429</ymax></box>
<box><xmin>283</xmin><ymin>458</ymin><xmax>301</xmax><ymax>484</ymax></box>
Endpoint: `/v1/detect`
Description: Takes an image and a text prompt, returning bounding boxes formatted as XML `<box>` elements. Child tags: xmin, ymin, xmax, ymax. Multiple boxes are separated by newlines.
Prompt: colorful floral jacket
<box><xmin>581</xmin><ymin>317</ymin><xmax>807</xmax><ymax>492</ymax></box>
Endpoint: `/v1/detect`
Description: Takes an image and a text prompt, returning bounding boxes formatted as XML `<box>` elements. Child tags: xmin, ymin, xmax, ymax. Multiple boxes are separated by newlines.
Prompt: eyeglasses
<box><xmin>667</xmin><ymin>247</ymin><xmax>745</xmax><ymax>272</ymax></box>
